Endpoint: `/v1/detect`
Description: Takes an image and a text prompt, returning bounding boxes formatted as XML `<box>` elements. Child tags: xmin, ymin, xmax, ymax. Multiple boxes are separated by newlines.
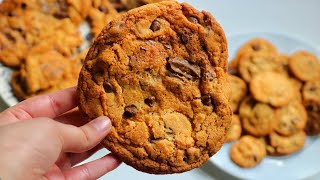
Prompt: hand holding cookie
<box><xmin>0</xmin><ymin>88</ymin><xmax>121</xmax><ymax>179</ymax></box>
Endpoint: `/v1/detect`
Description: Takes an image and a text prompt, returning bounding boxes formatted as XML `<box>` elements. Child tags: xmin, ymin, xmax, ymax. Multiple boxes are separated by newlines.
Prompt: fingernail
<box><xmin>91</xmin><ymin>116</ymin><xmax>111</xmax><ymax>133</ymax></box>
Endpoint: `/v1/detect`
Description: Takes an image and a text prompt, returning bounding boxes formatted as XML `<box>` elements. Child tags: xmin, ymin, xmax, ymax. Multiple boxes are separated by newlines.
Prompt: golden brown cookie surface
<box><xmin>238</xmin><ymin>53</ymin><xmax>281</xmax><ymax>82</ymax></box>
<box><xmin>239</xmin><ymin>97</ymin><xmax>276</xmax><ymax>136</ymax></box>
<box><xmin>274</xmin><ymin>102</ymin><xmax>307</xmax><ymax>136</ymax></box>
<box><xmin>250</xmin><ymin>71</ymin><xmax>294</xmax><ymax>107</ymax></box>
<box><xmin>289</xmin><ymin>51</ymin><xmax>320</xmax><ymax>82</ymax></box>
<box><xmin>229</xmin><ymin>38</ymin><xmax>277</xmax><ymax>72</ymax></box>
<box><xmin>230</xmin><ymin>135</ymin><xmax>266</xmax><ymax>168</ymax></box>
<box><xmin>78</xmin><ymin>1</ymin><xmax>230</xmax><ymax>174</ymax></box>
<box><xmin>267</xmin><ymin>131</ymin><xmax>306</xmax><ymax>156</ymax></box>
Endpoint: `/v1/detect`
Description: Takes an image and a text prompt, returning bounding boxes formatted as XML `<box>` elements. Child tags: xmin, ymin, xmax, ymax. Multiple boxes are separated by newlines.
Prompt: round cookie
<box><xmin>239</xmin><ymin>97</ymin><xmax>276</xmax><ymax>136</ymax></box>
<box><xmin>228</xmin><ymin>74</ymin><xmax>247</xmax><ymax>112</ymax></box>
<box><xmin>267</xmin><ymin>131</ymin><xmax>306</xmax><ymax>156</ymax></box>
<box><xmin>77</xmin><ymin>1</ymin><xmax>231</xmax><ymax>174</ymax></box>
<box><xmin>230</xmin><ymin>135</ymin><xmax>266</xmax><ymax>168</ymax></box>
<box><xmin>225</xmin><ymin>115</ymin><xmax>242</xmax><ymax>142</ymax></box>
<box><xmin>238</xmin><ymin>53</ymin><xmax>281</xmax><ymax>82</ymax></box>
<box><xmin>288</xmin><ymin>51</ymin><xmax>320</xmax><ymax>81</ymax></box>
<box><xmin>303</xmin><ymin>81</ymin><xmax>320</xmax><ymax>102</ymax></box>
<box><xmin>250</xmin><ymin>71</ymin><xmax>294</xmax><ymax>107</ymax></box>
<box><xmin>304</xmin><ymin>101</ymin><xmax>320</xmax><ymax>136</ymax></box>
<box><xmin>229</xmin><ymin>38</ymin><xmax>278</xmax><ymax>72</ymax></box>
<box><xmin>274</xmin><ymin>102</ymin><xmax>307</xmax><ymax>136</ymax></box>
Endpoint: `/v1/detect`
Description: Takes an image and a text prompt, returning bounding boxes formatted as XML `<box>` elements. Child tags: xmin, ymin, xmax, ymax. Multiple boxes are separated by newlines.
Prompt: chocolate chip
<box><xmin>167</xmin><ymin>58</ymin><xmax>201</xmax><ymax>79</ymax></box>
<box><xmin>86</xmin><ymin>33</ymin><xmax>94</xmax><ymax>41</ymax></box>
<box><xmin>150</xmin><ymin>19</ymin><xmax>161</xmax><ymax>32</ymax></box>
<box><xmin>98</xmin><ymin>6</ymin><xmax>109</xmax><ymax>13</ymax></box>
<box><xmin>180</xmin><ymin>33</ymin><xmax>189</xmax><ymax>44</ymax></box>
<box><xmin>309</xmin><ymin>86</ymin><xmax>317</xmax><ymax>92</ymax></box>
<box><xmin>4</xmin><ymin>32</ymin><xmax>16</xmax><ymax>43</ymax></box>
<box><xmin>253</xmin><ymin>155</ymin><xmax>258</xmax><ymax>162</ymax></box>
<box><xmin>124</xmin><ymin>105</ymin><xmax>138</xmax><ymax>118</ymax></box>
<box><xmin>103</xmin><ymin>82</ymin><xmax>114</xmax><ymax>93</ymax></box>
<box><xmin>144</xmin><ymin>96</ymin><xmax>156</xmax><ymax>107</ymax></box>
<box><xmin>8</xmin><ymin>12</ymin><xmax>14</xmax><ymax>17</ymax></box>
<box><xmin>252</xmin><ymin>44</ymin><xmax>261</xmax><ymax>51</ymax></box>
<box><xmin>54</xmin><ymin>11</ymin><xmax>69</xmax><ymax>19</ymax></box>
<box><xmin>15</xmin><ymin>28</ymin><xmax>23</xmax><ymax>33</ymax></box>
<box><xmin>187</xmin><ymin>16</ymin><xmax>199</xmax><ymax>24</ymax></box>
<box><xmin>201</xmin><ymin>95</ymin><xmax>212</xmax><ymax>106</ymax></box>
<box><xmin>183</xmin><ymin>156</ymin><xmax>188</xmax><ymax>162</ymax></box>
<box><xmin>21</xmin><ymin>3</ymin><xmax>27</xmax><ymax>10</ymax></box>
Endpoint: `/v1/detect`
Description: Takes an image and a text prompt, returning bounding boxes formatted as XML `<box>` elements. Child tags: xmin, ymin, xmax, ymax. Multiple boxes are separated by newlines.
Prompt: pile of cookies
<box><xmin>0</xmin><ymin>0</ymin><xmax>170</xmax><ymax>101</ymax></box>
<box><xmin>226</xmin><ymin>38</ymin><xmax>320</xmax><ymax>168</ymax></box>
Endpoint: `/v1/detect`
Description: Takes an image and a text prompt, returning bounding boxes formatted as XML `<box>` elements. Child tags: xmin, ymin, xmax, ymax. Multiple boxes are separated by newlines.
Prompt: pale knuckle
<box><xmin>80</xmin><ymin>128</ymin><xmax>93</xmax><ymax>151</ymax></box>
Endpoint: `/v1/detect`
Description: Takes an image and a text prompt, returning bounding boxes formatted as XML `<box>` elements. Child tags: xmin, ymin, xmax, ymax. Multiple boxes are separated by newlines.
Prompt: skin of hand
<box><xmin>0</xmin><ymin>87</ymin><xmax>121</xmax><ymax>180</ymax></box>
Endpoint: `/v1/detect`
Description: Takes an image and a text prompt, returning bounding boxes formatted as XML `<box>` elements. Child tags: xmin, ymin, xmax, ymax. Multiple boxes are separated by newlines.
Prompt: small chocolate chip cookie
<box><xmin>274</xmin><ymin>102</ymin><xmax>307</xmax><ymax>136</ymax></box>
<box><xmin>230</xmin><ymin>135</ymin><xmax>266</xmax><ymax>168</ymax></box>
<box><xmin>250</xmin><ymin>71</ymin><xmax>295</xmax><ymax>107</ymax></box>
<box><xmin>77</xmin><ymin>1</ymin><xmax>230</xmax><ymax>174</ymax></box>
<box><xmin>238</xmin><ymin>53</ymin><xmax>281</xmax><ymax>82</ymax></box>
<box><xmin>239</xmin><ymin>97</ymin><xmax>276</xmax><ymax>136</ymax></box>
<box><xmin>229</xmin><ymin>38</ymin><xmax>277</xmax><ymax>72</ymax></box>
<box><xmin>288</xmin><ymin>51</ymin><xmax>320</xmax><ymax>82</ymax></box>
<box><xmin>267</xmin><ymin>131</ymin><xmax>306</xmax><ymax>156</ymax></box>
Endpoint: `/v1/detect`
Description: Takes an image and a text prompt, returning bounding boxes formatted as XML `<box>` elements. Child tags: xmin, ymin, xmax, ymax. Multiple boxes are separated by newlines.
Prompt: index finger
<box><xmin>2</xmin><ymin>87</ymin><xmax>78</xmax><ymax>121</ymax></box>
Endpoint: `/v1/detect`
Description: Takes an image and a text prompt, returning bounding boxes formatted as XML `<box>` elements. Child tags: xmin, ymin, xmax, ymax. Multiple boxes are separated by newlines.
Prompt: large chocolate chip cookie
<box><xmin>77</xmin><ymin>1</ymin><xmax>230</xmax><ymax>174</ymax></box>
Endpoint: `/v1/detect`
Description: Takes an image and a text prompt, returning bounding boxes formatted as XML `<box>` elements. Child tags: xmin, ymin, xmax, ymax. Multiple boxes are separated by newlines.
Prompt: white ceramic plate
<box><xmin>0</xmin><ymin>64</ymin><xmax>17</xmax><ymax>106</ymax></box>
<box><xmin>209</xmin><ymin>32</ymin><xmax>320</xmax><ymax>180</ymax></box>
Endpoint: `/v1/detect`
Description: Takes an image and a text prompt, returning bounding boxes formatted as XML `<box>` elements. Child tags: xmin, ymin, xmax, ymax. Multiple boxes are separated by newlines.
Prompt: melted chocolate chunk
<box><xmin>124</xmin><ymin>105</ymin><xmax>138</xmax><ymax>118</ymax></box>
<box><xmin>145</xmin><ymin>96</ymin><xmax>156</xmax><ymax>107</ymax></box>
<box><xmin>150</xmin><ymin>19</ymin><xmax>161</xmax><ymax>32</ymax></box>
<box><xmin>103</xmin><ymin>82</ymin><xmax>114</xmax><ymax>93</ymax></box>
<box><xmin>167</xmin><ymin>58</ymin><xmax>201</xmax><ymax>79</ymax></box>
